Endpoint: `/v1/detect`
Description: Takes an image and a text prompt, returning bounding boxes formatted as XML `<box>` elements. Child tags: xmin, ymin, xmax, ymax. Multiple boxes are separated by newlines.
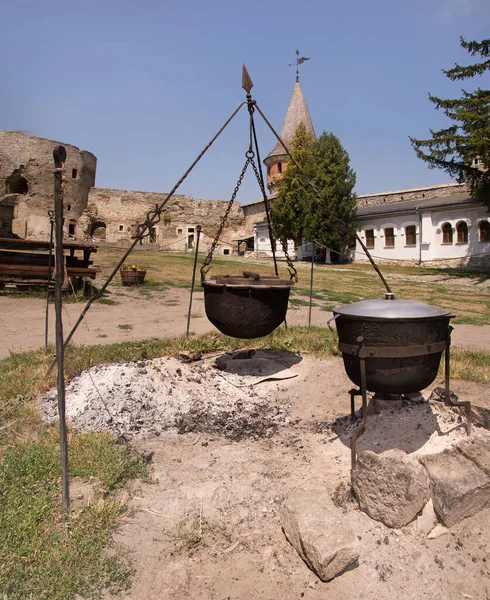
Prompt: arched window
<box><xmin>6</xmin><ymin>173</ymin><xmax>28</xmax><ymax>195</ymax></box>
<box><xmin>365</xmin><ymin>229</ymin><xmax>375</xmax><ymax>249</ymax></box>
<box><xmin>405</xmin><ymin>225</ymin><xmax>417</xmax><ymax>246</ymax></box>
<box><xmin>479</xmin><ymin>220</ymin><xmax>490</xmax><ymax>242</ymax></box>
<box><xmin>442</xmin><ymin>223</ymin><xmax>453</xmax><ymax>244</ymax></box>
<box><xmin>456</xmin><ymin>221</ymin><xmax>468</xmax><ymax>244</ymax></box>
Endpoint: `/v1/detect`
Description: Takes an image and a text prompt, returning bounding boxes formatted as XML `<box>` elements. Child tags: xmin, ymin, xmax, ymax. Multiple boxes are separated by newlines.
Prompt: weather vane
<box><xmin>289</xmin><ymin>49</ymin><xmax>310</xmax><ymax>82</ymax></box>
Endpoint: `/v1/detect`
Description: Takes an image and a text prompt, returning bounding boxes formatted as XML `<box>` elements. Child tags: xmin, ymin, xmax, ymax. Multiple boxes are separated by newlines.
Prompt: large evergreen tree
<box><xmin>303</xmin><ymin>132</ymin><xmax>357</xmax><ymax>252</ymax></box>
<box><xmin>271</xmin><ymin>125</ymin><xmax>357</xmax><ymax>256</ymax></box>
<box><xmin>409</xmin><ymin>37</ymin><xmax>490</xmax><ymax>208</ymax></box>
<box><xmin>271</xmin><ymin>123</ymin><xmax>315</xmax><ymax>246</ymax></box>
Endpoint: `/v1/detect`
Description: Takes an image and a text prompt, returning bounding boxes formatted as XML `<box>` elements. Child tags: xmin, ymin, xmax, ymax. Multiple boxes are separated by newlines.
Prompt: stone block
<box><xmin>420</xmin><ymin>448</ymin><xmax>490</xmax><ymax>527</ymax></box>
<box><xmin>352</xmin><ymin>449</ymin><xmax>430</xmax><ymax>528</ymax></box>
<box><xmin>456</xmin><ymin>435</ymin><xmax>490</xmax><ymax>476</ymax></box>
<box><xmin>280</xmin><ymin>485</ymin><xmax>360</xmax><ymax>582</ymax></box>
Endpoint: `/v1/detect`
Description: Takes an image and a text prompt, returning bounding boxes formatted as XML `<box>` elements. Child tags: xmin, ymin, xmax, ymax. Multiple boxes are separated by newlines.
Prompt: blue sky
<box><xmin>1</xmin><ymin>0</ymin><xmax>488</xmax><ymax>202</ymax></box>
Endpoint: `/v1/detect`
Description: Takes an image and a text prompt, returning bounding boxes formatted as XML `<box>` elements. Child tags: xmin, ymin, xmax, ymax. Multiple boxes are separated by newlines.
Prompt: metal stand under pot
<box><xmin>333</xmin><ymin>295</ymin><xmax>472</xmax><ymax>470</ymax></box>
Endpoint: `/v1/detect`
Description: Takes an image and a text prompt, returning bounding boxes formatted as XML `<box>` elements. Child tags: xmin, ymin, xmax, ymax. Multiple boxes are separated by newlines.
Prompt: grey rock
<box><xmin>420</xmin><ymin>448</ymin><xmax>490</xmax><ymax>527</ymax></box>
<box><xmin>280</xmin><ymin>485</ymin><xmax>360</xmax><ymax>582</ymax></box>
<box><xmin>352</xmin><ymin>449</ymin><xmax>430</xmax><ymax>528</ymax></box>
<box><xmin>456</xmin><ymin>435</ymin><xmax>490</xmax><ymax>476</ymax></box>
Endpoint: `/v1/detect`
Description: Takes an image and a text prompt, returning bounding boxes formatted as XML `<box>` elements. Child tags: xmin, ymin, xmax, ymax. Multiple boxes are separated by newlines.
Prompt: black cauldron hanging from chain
<box><xmin>199</xmin><ymin>68</ymin><xmax>297</xmax><ymax>339</ymax></box>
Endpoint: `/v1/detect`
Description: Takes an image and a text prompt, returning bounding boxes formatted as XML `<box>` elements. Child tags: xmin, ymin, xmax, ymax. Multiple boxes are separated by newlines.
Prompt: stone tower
<box><xmin>263</xmin><ymin>80</ymin><xmax>316</xmax><ymax>195</ymax></box>
<box><xmin>0</xmin><ymin>131</ymin><xmax>96</xmax><ymax>239</ymax></box>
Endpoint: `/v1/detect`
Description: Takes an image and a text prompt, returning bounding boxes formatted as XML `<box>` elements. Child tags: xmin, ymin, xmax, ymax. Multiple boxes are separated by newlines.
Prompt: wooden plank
<box><xmin>0</xmin><ymin>250</ymin><xmax>93</xmax><ymax>267</ymax></box>
<box><xmin>0</xmin><ymin>264</ymin><xmax>100</xmax><ymax>279</ymax></box>
<box><xmin>0</xmin><ymin>237</ymin><xmax>97</xmax><ymax>252</ymax></box>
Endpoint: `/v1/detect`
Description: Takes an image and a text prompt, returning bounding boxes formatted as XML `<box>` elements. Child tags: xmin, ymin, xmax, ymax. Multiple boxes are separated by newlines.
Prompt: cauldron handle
<box><xmin>242</xmin><ymin>270</ymin><xmax>261</xmax><ymax>281</ymax></box>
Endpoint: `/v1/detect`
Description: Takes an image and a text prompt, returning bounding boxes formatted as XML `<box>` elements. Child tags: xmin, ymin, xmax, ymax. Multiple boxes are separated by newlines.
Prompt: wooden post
<box><xmin>53</xmin><ymin>146</ymin><xmax>70</xmax><ymax>515</ymax></box>
<box><xmin>308</xmin><ymin>243</ymin><xmax>315</xmax><ymax>328</ymax></box>
<box><xmin>186</xmin><ymin>225</ymin><xmax>201</xmax><ymax>337</ymax></box>
<box><xmin>44</xmin><ymin>210</ymin><xmax>55</xmax><ymax>350</ymax></box>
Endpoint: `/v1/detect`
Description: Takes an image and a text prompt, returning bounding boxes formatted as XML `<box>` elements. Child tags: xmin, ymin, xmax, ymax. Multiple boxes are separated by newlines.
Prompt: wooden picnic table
<box><xmin>0</xmin><ymin>237</ymin><xmax>100</xmax><ymax>281</ymax></box>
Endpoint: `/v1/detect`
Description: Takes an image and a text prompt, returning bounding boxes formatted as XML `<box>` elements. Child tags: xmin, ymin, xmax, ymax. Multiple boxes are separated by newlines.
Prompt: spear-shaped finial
<box><xmin>242</xmin><ymin>64</ymin><xmax>254</xmax><ymax>94</ymax></box>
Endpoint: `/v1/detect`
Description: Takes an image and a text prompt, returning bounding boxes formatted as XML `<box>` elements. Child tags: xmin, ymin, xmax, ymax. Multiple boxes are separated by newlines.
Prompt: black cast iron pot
<box><xmin>202</xmin><ymin>271</ymin><xmax>293</xmax><ymax>339</ymax></box>
<box><xmin>333</xmin><ymin>298</ymin><xmax>453</xmax><ymax>394</ymax></box>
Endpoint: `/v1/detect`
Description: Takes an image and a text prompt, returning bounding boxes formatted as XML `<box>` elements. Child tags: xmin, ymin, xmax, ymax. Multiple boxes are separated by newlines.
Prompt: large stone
<box><xmin>420</xmin><ymin>448</ymin><xmax>490</xmax><ymax>527</ymax></box>
<box><xmin>280</xmin><ymin>485</ymin><xmax>360</xmax><ymax>582</ymax></box>
<box><xmin>456</xmin><ymin>435</ymin><xmax>490</xmax><ymax>476</ymax></box>
<box><xmin>352</xmin><ymin>449</ymin><xmax>430</xmax><ymax>528</ymax></box>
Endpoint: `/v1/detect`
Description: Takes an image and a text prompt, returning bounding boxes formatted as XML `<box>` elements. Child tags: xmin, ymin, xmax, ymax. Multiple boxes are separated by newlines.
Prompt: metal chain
<box><xmin>200</xmin><ymin>154</ymin><xmax>252</xmax><ymax>281</ymax></box>
<box><xmin>249</xmin><ymin>156</ymin><xmax>298</xmax><ymax>282</ymax></box>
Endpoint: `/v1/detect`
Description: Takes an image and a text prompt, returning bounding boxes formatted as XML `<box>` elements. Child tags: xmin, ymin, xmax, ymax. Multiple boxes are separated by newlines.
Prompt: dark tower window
<box><xmin>6</xmin><ymin>173</ymin><xmax>28</xmax><ymax>195</ymax></box>
<box><xmin>277</xmin><ymin>162</ymin><xmax>282</xmax><ymax>174</ymax></box>
<box><xmin>68</xmin><ymin>221</ymin><xmax>76</xmax><ymax>237</ymax></box>
<box><xmin>72</xmin><ymin>169</ymin><xmax>78</xmax><ymax>179</ymax></box>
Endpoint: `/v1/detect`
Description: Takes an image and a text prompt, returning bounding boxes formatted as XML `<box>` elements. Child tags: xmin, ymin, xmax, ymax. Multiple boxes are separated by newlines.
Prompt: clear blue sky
<box><xmin>1</xmin><ymin>0</ymin><xmax>488</xmax><ymax>202</ymax></box>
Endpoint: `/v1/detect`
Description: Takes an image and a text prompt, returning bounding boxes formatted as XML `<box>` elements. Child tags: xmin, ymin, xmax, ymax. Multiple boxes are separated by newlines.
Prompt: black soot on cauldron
<box><xmin>334</xmin><ymin>297</ymin><xmax>453</xmax><ymax>395</ymax></box>
<box><xmin>202</xmin><ymin>270</ymin><xmax>293</xmax><ymax>339</ymax></box>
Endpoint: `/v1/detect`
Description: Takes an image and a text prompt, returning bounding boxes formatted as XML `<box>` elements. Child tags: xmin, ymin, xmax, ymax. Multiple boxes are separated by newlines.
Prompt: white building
<box><xmin>356</xmin><ymin>183</ymin><xmax>490</xmax><ymax>267</ymax></box>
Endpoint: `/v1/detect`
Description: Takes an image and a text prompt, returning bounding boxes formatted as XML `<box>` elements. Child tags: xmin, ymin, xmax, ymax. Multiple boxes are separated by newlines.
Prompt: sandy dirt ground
<box><xmin>3</xmin><ymin>280</ymin><xmax>490</xmax><ymax>599</ymax></box>
<box><xmin>1</xmin><ymin>286</ymin><xmax>489</xmax><ymax>358</ymax></box>
<box><xmin>38</xmin><ymin>350</ymin><xmax>490</xmax><ymax>600</ymax></box>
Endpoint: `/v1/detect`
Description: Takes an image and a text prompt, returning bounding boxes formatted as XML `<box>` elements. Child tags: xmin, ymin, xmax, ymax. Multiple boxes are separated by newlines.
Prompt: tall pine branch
<box><xmin>409</xmin><ymin>37</ymin><xmax>490</xmax><ymax>208</ymax></box>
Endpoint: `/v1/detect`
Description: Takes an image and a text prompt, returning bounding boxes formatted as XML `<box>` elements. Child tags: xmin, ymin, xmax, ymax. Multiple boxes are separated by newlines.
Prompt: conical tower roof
<box><xmin>265</xmin><ymin>81</ymin><xmax>316</xmax><ymax>164</ymax></box>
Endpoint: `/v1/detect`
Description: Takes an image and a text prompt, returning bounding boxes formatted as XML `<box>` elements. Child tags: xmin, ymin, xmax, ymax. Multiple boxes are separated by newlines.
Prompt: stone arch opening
<box><xmin>90</xmin><ymin>220</ymin><xmax>107</xmax><ymax>240</ymax></box>
<box><xmin>6</xmin><ymin>172</ymin><xmax>28</xmax><ymax>195</ymax></box>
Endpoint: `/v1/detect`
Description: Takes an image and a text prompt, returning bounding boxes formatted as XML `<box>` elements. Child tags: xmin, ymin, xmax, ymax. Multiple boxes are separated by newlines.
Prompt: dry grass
<box><xmin>93</xmin><ymin>248</ymin><xmax>490</xmax><ymax>325</ymax></box>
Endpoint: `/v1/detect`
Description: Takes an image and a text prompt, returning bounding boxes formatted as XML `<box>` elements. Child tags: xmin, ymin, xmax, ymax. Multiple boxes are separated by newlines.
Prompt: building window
<box><xmin>384</xmin><ymin>227</ymin><xmax>395</xmax><ymax>248</ymax></box>
<box><xmin>177</xmin><ymin>228</ymin><xmax>183</xmax><ymax>235</ymax></box>
<box><xmin>277</xmin><ymin>162</ymin><xmax>282</xmax><ymax>174</ymax></box>
<box><xmin>365</xmin><ymin>229</ymin><xmax>375</xmax><ymax>249</ymax></box>
<box><xmin>442</xmin><ymin>223</ymin><xmax>453</xmax><ymax>244</ymax></box>
<box><xmin>456</xmin><ymin>221</ymin><xmax>468</xmax><ymax>244</ymax></box>
<box><xmin>405</xmin><ymin>225</ymin><xmax>417</xmax><ymax>246</ymax></box>
<box><xmin>72</xmin><ymin>168</ymin><xmax>78</xmax><ymax>179</ymax></box>
<box><xmin>479</xmin><ymin>220</ymin><xmax>490</xmax><ymax>242</ymax></box>
<box><xmin>66</xmin><ymin>204</ymin><xmax>72</xmax><ymax>212</ymax></box>
<box><xmin>223</xmin><ymin>248</ymin><xmax>230</xmax><ymax>255</ymax></box>
<box><xmin>118</xmin><ymin>224</ymin><xmax>124</xmax><ymax>232</ymax></box>
<box><xmin>188</xmin><ymin>227</ymin><xmax>195</xmax><ymax>233</ymax></box>
<box><xmin>68</xmin><ymin>221</ymin><xmax>76</xmax><ymax>237</ymax></box>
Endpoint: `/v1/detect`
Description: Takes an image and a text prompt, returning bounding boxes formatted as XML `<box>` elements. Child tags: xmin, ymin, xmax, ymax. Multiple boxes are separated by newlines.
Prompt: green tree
<box><xmin>409</xmin><ymin>37</ymin><xmax>490</xmax><ymax>208</ymax></box>
<box><xmin>271</xmin><ymin>122</ymin><xmax>315</xmax><ymax>246</ymax></box>
<box><xmin>271</xmin><ymin>125</ymin><xmax>357</xmax><ymax>256</ymax></box>
<box><xmin>303</xmin><ymin>132</ymin><xmax>357</xmax><ymax>253</ymax></box>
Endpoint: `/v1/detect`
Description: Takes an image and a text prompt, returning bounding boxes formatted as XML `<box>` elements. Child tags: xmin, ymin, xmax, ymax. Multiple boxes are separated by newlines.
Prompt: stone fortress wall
<box><xmin>0</xmin><ymin>131</ymin><xmax>96</xmax><ymax>239</ymax></box>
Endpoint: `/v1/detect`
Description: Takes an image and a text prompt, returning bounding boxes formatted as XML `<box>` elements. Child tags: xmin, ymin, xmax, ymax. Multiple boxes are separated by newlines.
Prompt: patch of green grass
<box><xmin>289</xmin><ymin>297</ymin><xmax>318</xmax><ymax>307</ymax></box>
<box><xmin>97</xmin><ymin>297</ymin><xmax>120</xmax><ymax>306</ymax></box>
<box><xmin>118</xmin><ymin>324</ymin><xmax>133</xmax><ymax>331</ymax></box>
<box><xmin>446</xmin><ymin>347</ymin><xmax>490</xmax><ymax>383</ymax></box>
<box><xmin>0</xmin><ymin>433</ymin><xmax>146</xmax><ymax>600</ymax></box>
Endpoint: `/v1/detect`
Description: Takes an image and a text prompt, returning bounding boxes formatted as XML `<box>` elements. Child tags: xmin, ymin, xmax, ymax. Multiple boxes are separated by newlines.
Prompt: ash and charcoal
<box><xmin>40</xmin><ymin>355</ymin><xmax>291</xmax><ymax>440</ymax></box>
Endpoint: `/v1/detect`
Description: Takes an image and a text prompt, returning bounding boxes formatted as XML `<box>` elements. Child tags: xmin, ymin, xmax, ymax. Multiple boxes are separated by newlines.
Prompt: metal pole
<box><xmin>186</xmin><ymin>225</ymin><xmax>201</xmax><ymax>337</ymax></box>
<box><xmin>53</xmin><ymin>146</ymin><xmax>70</xmax><ymax>515</ymax></box>
<box><xmin>308</xmin><ymin>242</ymin><xmax>315</xmax><ymax>327</ymax></box>
<box><xmin>44</xmin><ymin>210</ymin><xmax>55</xmax><ymax>350</ymax></box>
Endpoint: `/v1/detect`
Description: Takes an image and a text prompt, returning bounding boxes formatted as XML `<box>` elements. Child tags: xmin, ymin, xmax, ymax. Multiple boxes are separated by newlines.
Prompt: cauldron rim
<box><xmin>333</xmin><ymin>298</ymin><xmax>452</xmax><ymax>320</ymax></box>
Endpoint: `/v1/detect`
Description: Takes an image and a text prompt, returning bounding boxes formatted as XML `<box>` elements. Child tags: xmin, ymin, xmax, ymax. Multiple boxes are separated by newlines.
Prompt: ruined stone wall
<box><xmin>356</xmin><ymin>182</ymin><xmax>467</xmax><ymax>208</ymax></box>
<box><xmin>84</xmin><ymin>188</ymin><xmax>248</xmax><ymax>252</ymax></box>
<box><xmin>0</xmin><ymin>131</ymin><xmax>96</xmax><ymax>239</ymax></box>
